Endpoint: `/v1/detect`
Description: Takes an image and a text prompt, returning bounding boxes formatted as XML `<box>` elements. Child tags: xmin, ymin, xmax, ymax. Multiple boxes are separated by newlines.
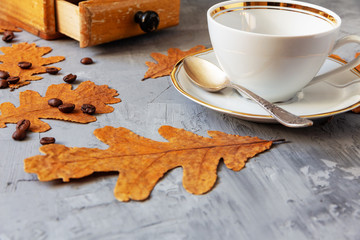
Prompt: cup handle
<box><xmin>307</xmin><ymin>35</ymin><xmax>360</xmax><ymax>87</ymax></box>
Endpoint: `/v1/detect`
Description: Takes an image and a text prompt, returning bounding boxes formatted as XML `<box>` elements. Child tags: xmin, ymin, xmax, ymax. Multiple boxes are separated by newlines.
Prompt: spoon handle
<box><xmin>228</xmin><ymin>83</ymin><xmax>313</xmax><ymax>128</ymax></box>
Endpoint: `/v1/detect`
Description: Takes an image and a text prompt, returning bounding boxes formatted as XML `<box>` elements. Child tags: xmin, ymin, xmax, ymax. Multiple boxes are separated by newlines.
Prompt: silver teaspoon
<box><xmin>183</xmin><ymin>56</ymin><xmax>313</xmax><ymax>128</ymax></box>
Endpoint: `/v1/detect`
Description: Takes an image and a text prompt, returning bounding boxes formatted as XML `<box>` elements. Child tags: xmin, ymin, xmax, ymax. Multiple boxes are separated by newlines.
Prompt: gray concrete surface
<box><xmin>1</xmin><ymin>0</ymin><xmax>360</xmax><ymax>239</ymax></box>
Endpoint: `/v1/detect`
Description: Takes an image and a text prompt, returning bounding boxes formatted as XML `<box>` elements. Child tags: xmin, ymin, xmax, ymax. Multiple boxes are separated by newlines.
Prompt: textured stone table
<box><xmin>1</xmin><ymin>0</ymin><xmax>360</xmax><ymax>239</ymax></box>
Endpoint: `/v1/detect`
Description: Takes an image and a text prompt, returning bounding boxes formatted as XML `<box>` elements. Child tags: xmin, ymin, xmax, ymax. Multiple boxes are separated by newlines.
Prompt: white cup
<box><xmin>207</xmin><ymin>0</ymin><xmax>360</xmax><ymax>102</ymax></box>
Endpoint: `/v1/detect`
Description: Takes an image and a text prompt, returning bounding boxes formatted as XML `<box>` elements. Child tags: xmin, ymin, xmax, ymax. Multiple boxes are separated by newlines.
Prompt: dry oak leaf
<box><xmin>0</xmin><ymin>42</ymin><xmax>65</xmax><ymax>88</ymax></box>
<box><xmin>143</xmin><ymin>45</ymin><xmax>206</xmax><ymax>80</ymax></box>
<box><xmin>25</xmin><ymin>125</ymin><xmax>274</xmax><ymax>202</ymax></box>
<box><xmin>0</xmin><ymin>81</ymin><xmax>121</xmax><ymax>132</ymax></box>
<box><xmin>0</xmin><ymin>19</ymin><xmax>22</xmax><ymax>33</ymax></box>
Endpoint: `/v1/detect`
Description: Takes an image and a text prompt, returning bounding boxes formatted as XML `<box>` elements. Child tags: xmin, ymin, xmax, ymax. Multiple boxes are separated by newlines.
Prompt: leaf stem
<box><xmin>272</xmin><ymin>139</ymin><xmax>288</xmax><ymax>144</ymax></box>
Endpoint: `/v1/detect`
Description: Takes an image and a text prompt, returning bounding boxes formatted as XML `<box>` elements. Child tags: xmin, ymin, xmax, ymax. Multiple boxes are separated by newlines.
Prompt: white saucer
<box><xmin>170</xmin><ymin>49</ymin><xmax>360</xmax><ymax>123</ymax></box>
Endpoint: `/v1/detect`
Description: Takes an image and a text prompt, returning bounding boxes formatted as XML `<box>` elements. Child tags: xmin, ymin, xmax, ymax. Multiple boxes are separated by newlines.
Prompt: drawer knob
<box><xmin>134</xmin><ymin>11</ymin><xmax>160</xmax><ymax>33</ymax></box>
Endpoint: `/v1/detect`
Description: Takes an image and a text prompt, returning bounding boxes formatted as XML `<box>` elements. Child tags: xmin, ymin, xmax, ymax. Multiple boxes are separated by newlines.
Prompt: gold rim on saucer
<box><xmin>170</xmin><ymin>48</ymin><xmax>360</xmax><ymax>121</ymax></box>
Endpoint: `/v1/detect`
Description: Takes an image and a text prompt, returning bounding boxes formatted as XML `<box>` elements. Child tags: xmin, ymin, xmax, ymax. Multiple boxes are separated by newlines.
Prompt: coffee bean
<box><xmin>18</xmin><ymin>61</ymin><xmax>32</xmax><ymax>69</ymax></box>
<box><xmin>0</xmin><ymin>79</ymin><xmax>9</xmax><ymax>88</ymax></box>
<box><xmin>12</xmin><ymin>130</ymin><xmax>27</xmax><ymax>141</ymax></box>
<box><xmin>13</xmin><ymin>119</ymin><xmax>30</xmax><ymax>141</ymax></box>
<box><xmin>58</xmin><ymin>103</ymin><xmax>75</xmax><ymax>113</ymax></box>
<box><xmin>40</xmin><ymin>137</ymin><xmax>56</xmax><ymax>145</ymax></box>
<box><xmin>46</xmin><ymin>67</ymin><xmax>59</xmax><ymax>75</ymax></box>
<box><xmin>81</xmin><ymin>104</ymin><xmax>96</xmax><ymax>115</ymax></box>
<box><xmin>2</xmin><ymin>31</ymin><xmax>14</xmax><ymax>42</ymax></box>
<box><xmin>80</xmin><ymin>57</ymin><xmax>93</xmax><ymax>65</ymax></box>
<box><xmin>0</xmin><ymin>70</ymin><xmax>9</xmax><ymax>79</ymax></box>
<box><xmin>48</xmin><ymin>98</ymin><xmax>63</xmax><ymax>107</ymax></box>
<box><xmin>63</xmin><ymin>74</ymin><xmax>77</xmax><ymax>83</ymax></box>
<box><xmin>16</xmin><ymin>119</ymin><xmax>31</xmax><ymax>131</ymax></box>
<box><xmin>6</xmin><ymin>76</ymin><xmax>20</xmax><ymax>84</ymax></box>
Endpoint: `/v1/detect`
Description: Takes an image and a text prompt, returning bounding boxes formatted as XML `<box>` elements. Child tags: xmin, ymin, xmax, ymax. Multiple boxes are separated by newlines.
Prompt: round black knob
<box><xmin>134</xmin><ymin>11</ymin><xmax>160</xmax><ymax>33</ymax></box>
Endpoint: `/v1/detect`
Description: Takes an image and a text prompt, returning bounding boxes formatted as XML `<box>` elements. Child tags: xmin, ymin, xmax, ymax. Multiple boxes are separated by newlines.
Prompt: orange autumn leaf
<box><xmin>24</xmin><ymin>125</ymin><xmax>274</xmax><ymax>202</ymax></box>
<box><xmin>0</xmin><ymin>19</ymin><xmax>22</xmax><ymax>33</ymax></box>
<box><xmin>0</xmin><ymin>42</ymin><xmax>65</xmax><ymax>88</ymax></box>
<box><xmin>143</xmin><ymin>45</ymin><xmax>206</xmax><ymax>80</ymax></box>
<box><xmin>0</xmin><ymin>81</ymin><xmax>121</xmax><ymax>132</ymax></box>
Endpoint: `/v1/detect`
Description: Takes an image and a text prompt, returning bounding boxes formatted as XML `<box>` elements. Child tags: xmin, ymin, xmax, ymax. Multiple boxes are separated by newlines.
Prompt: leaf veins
<box><xmin>0</xmin><ymin>42</ymin><xmax>65</xmax><ymax>88</ymax></box>
<box><xmin>143</xmin><ymin>45</ymin><xmax>206</xmax><ymax>80</ymax></box>
<box><xmin>0</xmin><ymin>81</ymin><xmax>121</xmax><ymax>132</ymax></box>
<box><xmin>24</xmin><ymin>125</ymin><xmax>273</xmax><ymax>202</ymax></box>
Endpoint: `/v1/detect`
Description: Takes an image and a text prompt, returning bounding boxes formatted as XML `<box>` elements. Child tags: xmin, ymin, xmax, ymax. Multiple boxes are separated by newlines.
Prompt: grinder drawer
<box><xmin>56</xmin><ymin>0</ymin><xmax>180</xmax><ymax>47</ymax></box>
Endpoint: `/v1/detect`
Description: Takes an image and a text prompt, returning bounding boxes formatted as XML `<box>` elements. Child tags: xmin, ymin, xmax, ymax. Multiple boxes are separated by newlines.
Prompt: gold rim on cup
<box><xmin>210</xmin><ymin>1</ymin><xmax>338</xmax><ymax>26</ymax></box>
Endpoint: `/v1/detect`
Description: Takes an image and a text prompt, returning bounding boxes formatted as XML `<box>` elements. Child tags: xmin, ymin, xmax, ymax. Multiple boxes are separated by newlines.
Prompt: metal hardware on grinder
<box><xmin>134</xmin><ymin>11</ymin><xmax>160</xmax><ymax>33</ymax></box>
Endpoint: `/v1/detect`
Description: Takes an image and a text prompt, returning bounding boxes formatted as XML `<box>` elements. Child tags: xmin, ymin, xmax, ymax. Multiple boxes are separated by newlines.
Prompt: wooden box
<box><xmin>0</xmin><ymin>0</ymin><xmax>180</xmax><ymax>47</ymax></box>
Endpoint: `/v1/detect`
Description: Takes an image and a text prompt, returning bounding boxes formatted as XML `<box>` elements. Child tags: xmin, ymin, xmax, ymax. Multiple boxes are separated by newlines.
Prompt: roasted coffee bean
<box><xmin>80</xmin><ymin>57</ymin><xmax>93</xmax><ymax>65</ymax></box>
<box><xmin>48</xmin><ymin>98</ymin><xmax>63</xmax><ymax>107</ymax></box>
<box><xmin>46</xmin><ymin>67</ymin><xmax>59</xmax><ymax>75</ymax></box>
<box><xmin>16</xmin><ymin>119</ymin><xmax>31</xmax><ymax>131</ymax></box>
<box><xmin>2</xmin><ymin>31</ymin><xmax>14</xmax><ymax>42</ymax></box>
<box><xmin>18</xmin><ymin>61</ymin><xmax>32</xmax><ymax>69</ymax></box>
<box><xmin>58</xmin><ymin>103</ymin><xmax>75</xmax><ymax>113</ymax></box>
<box><xmin>0</xmin><ymin>70</ymin><xmax>9</xmax><ymax>79</ymax></box>
<box><xmin>63</xmin><ymin>74</ymin><xmax>77</xmax><ymax>83</ymax></box>
<box><xmin>40</xmin><ymin>137</ymin><xmax>56</xmax><ymax>145</ymax></box>
<box><xmin>13</xmin><ymin>119</ymin><xmax>30</xmax><ymax>141</ymax></box>
<box><xmin>81</xmin><ymin>104</ymin><xmax>96</xmax><ymax>115</ymax></box>
<box><xmin>6</xmin><ymin>76</ymin><xmax>20</xmax><ymax>84</ymax></box>
<box><xmin>0</xmin><ymin>79</ymin><xmax>9</xmax><ymax>88</ymax></box>
<box><xmin>12</xmin><ymin>130</ymin><xmax>27</xmax><ymax>141</ymax></box>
